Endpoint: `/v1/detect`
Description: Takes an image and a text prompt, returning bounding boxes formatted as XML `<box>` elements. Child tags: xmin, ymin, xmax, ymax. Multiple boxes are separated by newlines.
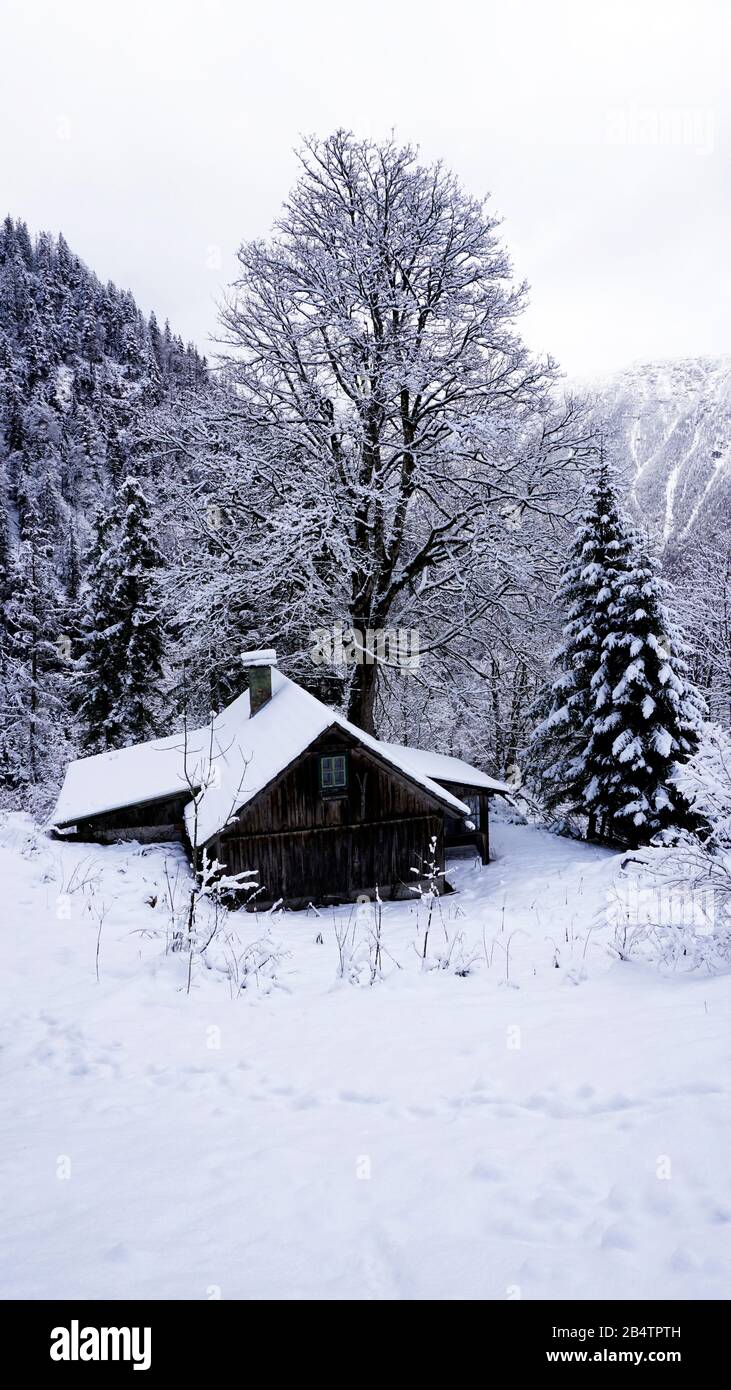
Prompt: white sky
<box><xmin>1</xmin><ymin>0</ymin><xmax>729</xmax><ymax>378</ymax></box>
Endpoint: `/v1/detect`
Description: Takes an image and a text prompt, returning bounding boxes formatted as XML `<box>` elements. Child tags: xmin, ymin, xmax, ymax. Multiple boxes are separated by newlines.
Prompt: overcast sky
<box><xmin>2</xmin><ymin>0</ymin><xmax>728</xmax><ymax>378</ymax></box>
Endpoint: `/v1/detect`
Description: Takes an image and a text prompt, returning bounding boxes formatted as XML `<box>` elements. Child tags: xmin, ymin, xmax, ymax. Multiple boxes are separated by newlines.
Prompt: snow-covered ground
<box><xmin>1</xmin><ymin>810</ymin><xmax>729</xmax><ymax>1301</ymax></box>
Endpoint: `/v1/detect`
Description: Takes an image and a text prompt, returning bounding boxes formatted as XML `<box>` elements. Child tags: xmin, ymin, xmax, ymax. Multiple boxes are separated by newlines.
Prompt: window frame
<box><xmin>318</xmin><ymin>751</ymin><xmax>349</xmax><ymax>796</ymax></box>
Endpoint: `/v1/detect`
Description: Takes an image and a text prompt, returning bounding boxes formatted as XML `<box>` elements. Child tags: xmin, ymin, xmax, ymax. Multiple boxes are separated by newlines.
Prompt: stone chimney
<box><xmin>242</xmin><ymin>649</ymin><xmax>278</xmax><ymax>716</ymax></box>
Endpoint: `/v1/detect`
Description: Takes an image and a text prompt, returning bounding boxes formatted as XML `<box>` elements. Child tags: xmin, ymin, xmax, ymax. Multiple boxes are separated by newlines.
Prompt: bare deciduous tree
<box><xmin>207</xmin><ymin>130</ymin><xmax>595</xmax><ymax>732</ymax></box>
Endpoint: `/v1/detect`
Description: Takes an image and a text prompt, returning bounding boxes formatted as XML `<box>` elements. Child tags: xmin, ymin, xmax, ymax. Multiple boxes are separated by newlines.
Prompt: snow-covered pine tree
<box><xmin>531</xmin><ymin>462</ymin><xmax>705</xmax><ymax>846</ymax></box>
<box><xmin>529</xmin><ymin>460</ymin><xmax>635</xmax><ymax>829</ymax></box>
<box><xmin>64</xmin><ymin>524</ymin><xmax>81</xmax><ymax>602</ymax></box>
<box><xmin>109</xmin><ymin>477</ymin><xmax>166</xmax><ymax>743</ymax></box>
<box><xmin>0</xmin><ymin>503</ymin><xmax>71</xmax><ymax>800</ymax></box>
<box><xmin>76</xmin><ymin>479</ymin><xmax>166</xmax><ymax>750</ymax></box>
<box><xmin>75</xmin><ymin>504</ymin><xmax>122</xmax><ymax>751</ymax></box>
<box><xmin>583</xmin><ymin>534</ymin><xmax>705</xmax><ymax>846</ymax></box>
<box><xmin>0</xmin><ymin>490</ymin><xmax>11</xmax><ymax>603</ymax></box>
<box><xmin>0</xmin><ymin>491</ymin><xmax>14</xmax><ymax>786</ymax></box>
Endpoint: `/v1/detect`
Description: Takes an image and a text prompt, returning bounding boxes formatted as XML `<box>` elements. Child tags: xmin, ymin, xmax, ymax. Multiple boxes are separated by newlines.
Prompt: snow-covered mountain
<box><xmin>585</xmin><ymin>356</ymin><xmax>731</xmax><ymax>550</ymax></box>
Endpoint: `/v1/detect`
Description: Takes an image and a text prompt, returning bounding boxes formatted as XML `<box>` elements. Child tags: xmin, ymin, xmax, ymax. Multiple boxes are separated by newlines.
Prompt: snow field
<box><xmin>1</xmin><ymin>812</ymin><xmax>729</xmax><ymax>1301</ymax></box>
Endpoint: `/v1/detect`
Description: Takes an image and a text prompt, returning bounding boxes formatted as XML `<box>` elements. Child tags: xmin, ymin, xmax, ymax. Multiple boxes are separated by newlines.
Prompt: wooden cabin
<box><xmin>51</xmin><ymin>651</ymin><xmax>508</xmax><ymax>908</ymax></box>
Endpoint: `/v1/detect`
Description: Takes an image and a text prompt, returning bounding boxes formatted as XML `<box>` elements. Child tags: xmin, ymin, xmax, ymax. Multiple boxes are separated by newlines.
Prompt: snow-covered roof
<box><xmin>51</xmin><ymin>721</ymin><xmax>211</xmax><ymax>828</ymax></box>
<box><xmin>51</xmin><ymin>670</ymin><xmax>477</xmax><ymax>841</ymax></box>
<box><xmin>377</xmin><ymin>744</ymin><xmax>510</xmax><ymax>795</ymax></box>
<box><xmin>183</xmin><ymin>671</ymin><xmax>471</xmax><ymax>844</ymax></box>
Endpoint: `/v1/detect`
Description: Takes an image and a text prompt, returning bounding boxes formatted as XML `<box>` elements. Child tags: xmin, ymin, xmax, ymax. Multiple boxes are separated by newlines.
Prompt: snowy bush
<box><xmin>671</xmin><ymin>721</ymin><xmax>731</xmax><ymax>848</ymax></box>
<box><xmin>607</xmin><ymin>835</ymin><xmax>731</xmax><ymax>973</ymax></box>
<box><xmin>220</xmin><ymin>929</ymin><xmax>288</xmax><ymax>998</ymax></box>
<box><xmin>603</xmin><ymin>722</ymin><xmax>731</xmax><ymax>971</ymax></box>
<box><xmin>333</xmin><ymin>915</ymin><xmax>374</xmax><ymax>986</ymax></box>
<box><xmin>332</xmin><ymin>891</ymin><xmax>399</xmax><ymax>986</ymax></box>
<box><xmin>162</xmin><ymin>847</ymin><xmax>263</xmax><ymax>994</ymax></box>
<box><xmin>432</xmin><ymin>931</ymin><xmax>482</xmax><ymax>977</ymax></box>
<box><xmin>410</xmin><ymin>835</ymin><xmax>446</xmax><ymax>967</ymax></box>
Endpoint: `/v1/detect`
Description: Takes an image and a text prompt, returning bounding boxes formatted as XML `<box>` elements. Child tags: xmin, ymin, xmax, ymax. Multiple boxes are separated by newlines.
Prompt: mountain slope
<box><xmin>587</xmin><ymin>356</ymin><xmax>731</xmax><ymax>549</ymax></box>
<box><xmin>0</xmin><ymin>217</ymin><xmax>210</xmax><ymax>806</ymax></box>
<box><xmin>0</xmin><ymin>215</ymin><xmax>208</xmax><ymax>588</ymax></box>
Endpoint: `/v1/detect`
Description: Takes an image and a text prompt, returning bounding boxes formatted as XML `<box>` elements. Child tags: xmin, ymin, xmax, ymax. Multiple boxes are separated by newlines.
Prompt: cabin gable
<box><xmin>214</xmin><ymin>725</ymin><xmax>448</xmax><ymax>905</ymax></box>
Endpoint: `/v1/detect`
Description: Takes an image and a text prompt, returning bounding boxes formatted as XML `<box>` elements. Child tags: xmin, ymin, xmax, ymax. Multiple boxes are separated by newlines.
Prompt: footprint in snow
<box><xmin>338</xmin><ymin>1089</ymin><xmax>385</xmax><ymax>1105</ymax></box>
<box><xmin>103</xmin><ymin>1244</ymin><xmax>130</xmax><ymax>1263</ymax></box>
<box><xmin>550</xmin><ymin>1161</ymin><xmax>580</xmax><ymax>1186</ymax></box>
<box><xmin>643</xmin><ymin>1186</ymin><xmax>676</xmax><ymax>1217</ymax></box>
<box><xmin>589</xmin><ymin>1092</ymin><xmax>634</xmax><ymax>1114</ymax></box>
<box><xmin>670</xmin><ymin>1246</ymin><xmax>699</xmax><ymax>1273</ymax></box>
<box><xmin>291</xmin><ymin>1093</ymin><xmax>320</xmax><ymax>1110</ymax></box>
<box><xmin>704</xmin><ymin>1202</ymin><xmax>731</xmax><ymax>1225</ymax></box>
<box><xmin>600</xmin><ymin>1223</ymin><xmax>636</xmax><ymax>1251</ymax></box>
<box><xmin>471</xmin><ymin>1161</ymin><xmax>504</xmax><ymax>1183</ymax></box>
<box><xmin>532</xmin><ymin>1192</ymin><xmax>581</xmax><ymax>1222</ymax></box>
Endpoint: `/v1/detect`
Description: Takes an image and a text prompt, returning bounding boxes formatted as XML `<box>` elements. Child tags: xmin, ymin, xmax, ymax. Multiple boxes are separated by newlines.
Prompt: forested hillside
<box><xmin>0</xmin><ymin>217</ymin><xmax>208</xmax><ymax>805</ymax></box>
<box><xmin>0</xmin><ymin>216</ymin><xmax>206</xmax><ymax>566</ymax></box>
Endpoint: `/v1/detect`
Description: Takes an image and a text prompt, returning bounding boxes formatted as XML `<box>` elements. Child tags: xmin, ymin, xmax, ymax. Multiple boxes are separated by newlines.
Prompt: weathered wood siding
<box><xmin>217</xmin><ymin>725</ymin><xmax>445</xmax><ymax>905</ymax></box>
<box><xmin>77</xmin><ymin>793</ymin><xmax>190</xmax><ymax>844</ymax></box>
<box><xmin>440</xmin><ymin>780</ymin><xmax>490</xmax><ymax>864</ymax></box>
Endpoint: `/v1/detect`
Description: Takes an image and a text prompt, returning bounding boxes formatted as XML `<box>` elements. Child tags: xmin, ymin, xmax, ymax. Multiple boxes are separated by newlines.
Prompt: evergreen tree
<box><xmin>64</xmin><ymin>524</ymin><xmax>81</xmax><ymax>602</ymax></box>
<box><xmin>531</xmin><ymin>464</ymin><xmax>704</xmax><ymax>845</ymax></box>
<box><xmin>583</xmin><ymin>537</ymin><xmax>705</xmax><ymax>845</ymax></box>
<box><xmin>75</xmin><ymin>505</ymin><xmax>123</xmax><ymax>751</ymax></box>
<box><xmin>529</xmin><ymin>461</ymin><xmax>634</xmax><ymax>828</ymax></box>
<box><xmin>0</xmin><ymin>505</ymin><xmax>69</xmax><ymax>796</ymax></box>
<box><xmin>109</xmin><ymin>477</ymin><xmax>166</xmax><ymax>743</ymax></box>
<box><xmin>76</xmin><ymin>479</ymin><xmax>166</xmax><ymax>750</ymax></box>
<box><xmin>0</xmin><ymin>491</ymin><xmax>11</xmax><ymax>603</ymax></box>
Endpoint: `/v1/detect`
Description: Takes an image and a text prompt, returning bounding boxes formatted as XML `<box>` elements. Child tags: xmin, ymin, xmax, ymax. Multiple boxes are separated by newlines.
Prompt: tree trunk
<box><xmin>346</xmin><ymin>659</ymin><xmax>379</xmax><ymax>735</ymax></box>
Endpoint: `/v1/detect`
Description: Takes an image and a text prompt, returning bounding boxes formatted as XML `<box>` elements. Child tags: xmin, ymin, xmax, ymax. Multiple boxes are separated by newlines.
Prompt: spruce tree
<box><xmin>529</xmin><ymin>461</ymin><xmax>634</xmax><ymax>830</ymax></box>
<box><xmin>531</xmin><ymin>464</ymin><xmax>704</xmax><ymax>845</ymax></box>
<box><xmin>583</xmin><ymin>537</ymin><xmax>705</xmax><ymax>845</ymax></box>
<box><xmin>64</xmin><ymin>524</ymin><xmax>81</xmax><ymax>602</ymax></box>
<box><xmin>75</xmin><ymin>505</ymin><xmax>121</xmax><ymax>750</ymax></box>
<box><xmin>0</xmin><ymin>492</ymin><xmax>11</xmax><ymax>603</ymax></box>
<box><xmin>0</xmin><ymin>505</ymin><xmax>69</xmax><ymax>794</ymax></box>
<box><xmin>77</xmin><ymin>480</ymin><xmax>166</xmax><ymax>750</ymax></box>
<box><xmin>109</xmin><ymin>477</ymin><xmax>166</xmax><ymax>743</ymax></box>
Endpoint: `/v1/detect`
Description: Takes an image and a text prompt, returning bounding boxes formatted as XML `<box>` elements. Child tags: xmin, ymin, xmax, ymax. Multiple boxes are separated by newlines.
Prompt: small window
<box><xmin>319</xmin><ymin>753</ymin><xmax>348</xmax><ymax>792</ymax></box>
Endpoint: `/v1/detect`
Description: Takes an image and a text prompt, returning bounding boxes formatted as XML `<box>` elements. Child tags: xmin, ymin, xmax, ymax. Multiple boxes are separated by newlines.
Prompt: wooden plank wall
<box><xmin>218</xmin><ymin>726</ymin><xmax>446</xmax><ymax>903</ymax></box>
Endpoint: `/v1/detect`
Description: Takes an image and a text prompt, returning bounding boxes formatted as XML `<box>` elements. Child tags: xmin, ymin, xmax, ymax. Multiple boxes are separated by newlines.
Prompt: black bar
<box><xmin>2</xmin><ymin>1298</ymin><xmax>723</xmax><ymax>1376</ymax></box>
